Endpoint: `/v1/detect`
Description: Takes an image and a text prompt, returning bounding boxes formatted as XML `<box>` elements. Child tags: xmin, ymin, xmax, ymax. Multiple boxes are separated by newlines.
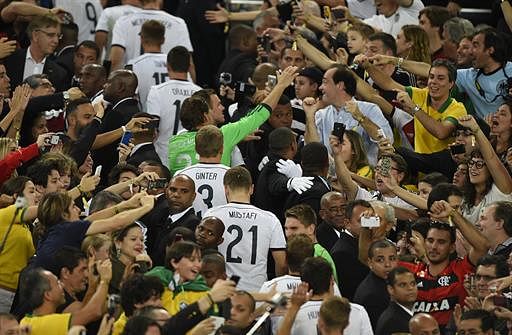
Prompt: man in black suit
<box><xmin>354</xmin><ymin>239</ymin><xmax>398</xmax><ymax>330</ymax></box>
<box><xmin>4</xmin><ymin>14</ymin><xmax>68</xmax><ymax>92</ymax></box>
<box><xmin>376</xmin><ymin>267</ymin><xmax>417</xmax><ymax>335</ymax></box>
<box><xmin>140</xmin><ymin>174</ymin><xmax>200</xmax><ymax>266</ymax></box>
<box><xmin>126</xmin><ymin>112</ymin><xmax>161</xmax><ymax>168</ymax></box>
<box><xmin>316</xmin><ymin>191</ymin><xmax>347</xmax><ymax>251</ymax></box>
<box><xmin>284</xmin><ymin>142</ymin><xmax>331</xmax><ymax>219</ymax></box>
<box><xmin>79</xmin><ymin>64</ymin><xmax>107</xmax><ymax>100</ymax></box>
<box><xmin>91</xmin><ymin>69</ymin><xmax>143</xmax><ymax>184</ymax></box>
<box><xmin>330</xmin><ymin>199</ymin><xmax>371</xmax><ymax>300</ymax></box>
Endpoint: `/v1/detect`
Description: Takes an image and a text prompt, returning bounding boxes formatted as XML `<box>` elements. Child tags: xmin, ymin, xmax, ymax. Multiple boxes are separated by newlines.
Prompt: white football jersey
<box><xmin>111</xmin><ymin>9</ymin><xmax>193</xmax><ymax>66</ymax></box>
<box><xmin>204</xmin><ymin>203</ymin><xmax>287</xmax><ymax>292</ymax></box>
<box><xmin>259</xmin><ymin>275</ymin><xmax>342</xmax><ymax>335</ymax></box>
<box><xmin>146</xmin><ymin>79</ymin><xmax>202</xmax><ymax>166</ymax></box>
<box><xmin>55</xmin><ymin>0</ymin><xmax>103</xmax><ymax>43</ymax></box>
<box><xmin>292</xmin><ymin>301</ymin><xmax>373</xmax><ymax>335</ymax></box>
<box><xmin>174</xmin><ymin>163</ymin><xmax>229</xmax><ymax>218</ymax></box>
<box><xmin>95</xmin><ymin>4</ymin><xmax>141</xmax><ymax>55</ymax></box>
<box><xmin>127</xmin><ymin>53</ymin><xmax>168</xmax><ymax>110</ymax></box>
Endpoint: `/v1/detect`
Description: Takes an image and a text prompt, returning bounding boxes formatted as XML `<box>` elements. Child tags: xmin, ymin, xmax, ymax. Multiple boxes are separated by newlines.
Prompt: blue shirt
<box><xmin>456</xmin><ymin>62</ymin><xmax>512</xmax><ymax>118</ymax></box>
<box><xmin>314</xmin><ymin>99</ymin><xmax>393</xmax><ymax>165</ymax></box>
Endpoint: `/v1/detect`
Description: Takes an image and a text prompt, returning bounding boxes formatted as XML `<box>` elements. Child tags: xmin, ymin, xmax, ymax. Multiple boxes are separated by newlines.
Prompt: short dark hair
<box><xmin>368</xmin><ymin>32</ymin><xmax>397</xmax><ymax>56</ymax></box>
<box><xmin>26</xmin><ymin>160</ymin><xmax>61</xmax><ymax>188</ymax></box>
<box><xmin>477</xmin><ymin>28</ymin><xmax>510</xmax><ymax>64</ymax></box>
<box><xmin>301</xmin><ymin>142</ymin><xmax>329</xmax><ymax>176</ymax></box>
<box><xmin>300</xmin><ymin>257</ymin><xmax>332</xmax><ymax>295</ymax></box>
<box><xmin>368</xmin><ymin>239</ymin><xmax>396</xmax><ymax>259</ymax></box>
<box><xmin>287</xmin><ymin>234</ymin><xmax>314</xmax><ymax>273</ymax></box>
<box><xmin>22</xmin><ymin>74</ymin><xmax>49</xmax><ymax>89</ymax></box>
<box><xmin>386</xmin><ymin>266</ymin><xmax>413</xmax><ymax>286</ymax></box>
<box><xmin>428</xmin><ymin>220</ymin><xmax>456</xmax><ymax>243</ymax></box>
<box><xmin>427</xmin><ymin>183</ymin><xmax>463</xmax><ymax>212</ymax></box>
<box><xmin>419</xmin><ymin>172</ymin><xmax>449</xmax><ymax>187</ymax></box>
<box><xmin>75</xmin><ymin>40</ymin><xmax>100</xmax><ymax>60</ymax></box>
<box><xmin>107</xmin><ymin>163</ymin><xmax>139</xmax><ymax>186</ymax></box>
<box><xmin>20</xmin><ymin>268</ymin><xmax>51</xmax><ymax>311</ymax></box>
<box><xmin>330</xmin><ymin>66</ymin><xmax>357</xmax><ymax>96</ymax></box>
<box><xmin>460</xmin><ymin>309</ymin><xmax>495</xmax><ymax>332</ymax></box>
<box><xmin>419</xmin><ymin>6</ymin><xmax>452</xmax><ymax>36</ymax></box>
<box><xmin>492</xmin><ymin>201</ymin><xmax>512</xmax><ymax>237</ymax></box>
<box><xmin>180</xmin><ymin>97</ymin><xmax>209</xmax><ymax>131</ymax></box>
<box><xmin>0</xmin><ymin>176</ymin><xmax>31</xmax><ymax>197</ymax></box>
<box><xmin>430</xmin><ymin>59</ymin><xmax>457</xmax><ymax>83</ymax></box>
<box><xmin>120</xmin><ymin>274</ymin><xmax>164</xmax><ymax>317</ymax></box>
<box><xmin>192</xmin><ymin>89</ymin><xmax>217</xmax><ymax>109</ymax></box>
<box><xmin>140</xmin><ymin>160</ymin><xmax>172</xmax><ymax>181</ymax></box>
<box><xmin>345</xmin><ymin>199</ymin><xmax>372</xmax><ymax>220</ymax></box>
<box><xmin>477</xmin><ymin>255</ymin><xmax>509</xmax><ymax>278</ymax></box>
<box><xmin>224</xmin><ymin>166</ymin><xmax>252</xmax><ymax>191</ymax></box>
<box><xmin>165</xmin><ymin>241</ymin><xmax>201</xmax><ymax>270</ymax></box>
<box><xmin>65</xmin><ymin>97</ymin><xmax>92</xmax><ymax>118</ymax></box>
<box><xmin>52</xmin><ymin>246</ymin><xmax>87</xmax><ymax>278</ymax></box>
<box><xmin>167</xmin><ymin>46</ymin><xmax>190</xmax><ymax>73</ymax></box>
<box><xmin>285</xmin><ymin>204</ymin><xmax>317</xmax><ymax>227</ymax></box>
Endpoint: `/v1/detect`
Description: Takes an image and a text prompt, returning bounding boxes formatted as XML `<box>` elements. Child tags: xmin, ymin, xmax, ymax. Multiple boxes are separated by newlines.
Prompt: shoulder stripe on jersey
<box><xmin>111</xmin><ymin>44</ymin><xmax>126</xmax><ymax>50</ymax></box>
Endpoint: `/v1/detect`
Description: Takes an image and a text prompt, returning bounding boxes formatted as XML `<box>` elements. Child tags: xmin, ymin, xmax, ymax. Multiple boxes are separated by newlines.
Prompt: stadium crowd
<box><xmin>1</xmin><ymin>0</ymin><xmax>512</xmax><ymax>334</ymax></box>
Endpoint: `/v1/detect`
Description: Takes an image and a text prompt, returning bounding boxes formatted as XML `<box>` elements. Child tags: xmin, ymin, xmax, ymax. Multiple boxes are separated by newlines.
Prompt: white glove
<box><xmin>258</xmin><ymin>156</ymin><xmax>270</xmax><ymax>171</ymax></box>
<box><xmin>276</xmin><ymin>159</ymin><xmax>303</xmax><ymax>178</ymax></box>
<box><xmin>287</xmin><ymin>177</ymin><xmax>314</xmax><ymax>194</ymax></box>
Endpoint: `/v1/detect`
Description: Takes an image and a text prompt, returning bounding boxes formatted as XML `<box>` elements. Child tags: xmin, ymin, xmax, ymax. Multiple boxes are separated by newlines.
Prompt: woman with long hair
<box><xmin>458</xmin><ymin>116</ymin><xmax>512</xmax><ymax>224</ymax></box>
<box><xmin>396</xmin><ymin>25</ymin><xmax>431</xmax><ymax>64</ymax></box>
<box><xmin>339</xmin><ymin>130</ymin><xmax>373</xmax><ymax>178</ymax></box>
<box><xmin>489</xmin><ymin>101</ymin><xmax>512</xmax><ymax>171</ymax></box>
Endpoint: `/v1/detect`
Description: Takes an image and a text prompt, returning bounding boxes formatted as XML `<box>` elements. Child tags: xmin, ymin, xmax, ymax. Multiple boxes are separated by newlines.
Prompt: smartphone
<box><xmin>120</xmin><ymin>131</ymin><xmax>133</xmax><ymax>145</ymax></box>
<box><xmin>379</xmin><ymin>157</ymin><xmax>392</xmax><ymax>177</ymax></box>
<box><xmin>323</xmin><ymin>6</ymin><xmax>332</xmax><ymax>21</ymax></box>
<box><xmin>50</xmin><ymin>135</ymin><xmax>60</xmax><ymax>145</ymax></box>
<box><xmin>332</xmin><ymin>8</ymin><xmax>345</xmax><ymax>20</ymax></box>
<box><xmin>148</xmin><ymin>178</ymin><xmax>167</xmax><ymax>189</ymax></box>
<box><xmin>142</xmin><ymin>119</ymin><xmax>160</xmax><ymax>129</ymax></box>
<box><xmin>267</xmin><ymin>75</ymin><xmax>277</xmax><ymax>89</ymax></box>
<box><xmin>107</xmin><ymin>294</ymin><xmax>121</xmax><ymax>317</ymax></box>
<box><xmin>94</xmin><ymin>165</ymin><xmax>102</xmax><ymax>177</ymax></box>
<box><xmin>361</xmin><ymin>216</ymin><xmax>380</xmax><ymax>228</ymax></box>
<box><xmin>493</xmin><ymin>295</ymin><xmax>511</xmax><ymax>308</ymax></box>
<box><xmin>450</xmin><ymin>143</ymin><xmax>466</xmax><ymax>155</ymax></box>
<box><xmin>230</xmin><ymin>275</ymin><xmax>241</xmax><ymax>285</ymax></box>
<box><xmin>332</xmin><ymin>122</ymin><xmax>346</xmax><ymax>141</ymax></box>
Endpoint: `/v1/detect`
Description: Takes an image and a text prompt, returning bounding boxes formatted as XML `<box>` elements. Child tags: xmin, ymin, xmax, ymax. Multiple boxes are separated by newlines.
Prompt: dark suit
<box><xmin>254</xmin><ymin>152</ymin><xmax>291</xmax><ymax>224</ymax></box>
<box><xmin>354</xmin><ymin>271</ymin><xmax>390</xmax><ymax>331</ymax></box>
<box><xmin>4</xmin><ymin>48</ymin><xmax>69</xmax><ymax>92</ymax></box>
<box><xmin>330</xmin><ymin>231</ymin><xmax>369</xmax><ymax>300</ymax></box>
<box><xmin>284</xmin><ymin>175</ymin><xmax>331</xmax><ymax>219</ymax></box>
<box><xmin>140</xmin><ymin>198</ymin><xmax>200</xmax><ymax>266</ymax></box>
<box><xmin>375</xmin><ymin>301</ymin><xmax>412</xmax><ymax>335</ymax></box>
<box><xmin>92</xmin><ymin>97</ymin><xmax>139</xmax><ymax>184</ymax></box>
<box><xmin>126</xmin><ymin>143</ymin><xmax>162</xmax><ymax>168</ymax></box>
<box><xmin>54</xmin><ymin>45</ymin><xmax>75</xmax><ymax>87</ymax></box>
<box><xmin>315</xmin><ymin>221</ymin><xmax>340</xmax><ymax>254</ymax></box>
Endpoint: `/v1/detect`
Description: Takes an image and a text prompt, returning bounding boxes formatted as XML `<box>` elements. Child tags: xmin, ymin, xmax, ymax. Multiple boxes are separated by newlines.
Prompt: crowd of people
<box><xmin>1</xmin><ymin>0</ymin><xmax>512</xmax><ymax>334</ymax></box>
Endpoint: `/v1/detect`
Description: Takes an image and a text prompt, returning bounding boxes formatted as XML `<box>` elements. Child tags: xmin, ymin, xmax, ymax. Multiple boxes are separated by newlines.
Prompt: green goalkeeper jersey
<box><xmin>168</xmin><ymin>103</ymin><xmax>271</xmax><ymax>176</ymax></box>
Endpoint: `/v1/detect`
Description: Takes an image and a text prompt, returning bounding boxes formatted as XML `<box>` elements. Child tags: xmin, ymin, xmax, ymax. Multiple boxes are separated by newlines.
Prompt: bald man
<box><xmin>147</xmin><ymin>174</ymin><xmax>200</xmax><ymax>265</ymax></box>
<box><xmin>317</xmin><ymin>191</ymin><xmax>348</xmax><ymax>251</ymax></box>
<box><xmin>79</xmin><ymin>64</ymin><xmax>107</xmax><ymax>100</ymax></box>
<box><xmin>195</xmin><ymin>216</ymin><xmax>225</xmax><ymax>250</ymax></box>
<box><xmin>409</xmin><ymin>313</ymin><xmax>440</xmax><ymax>335</ymax></box>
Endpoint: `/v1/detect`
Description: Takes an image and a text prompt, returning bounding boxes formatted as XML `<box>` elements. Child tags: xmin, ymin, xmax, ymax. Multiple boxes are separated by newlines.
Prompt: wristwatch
<box><xmin>411</xmin><ymin>105</ymin><xmax>421</xmax><ymax>116</ymax></box>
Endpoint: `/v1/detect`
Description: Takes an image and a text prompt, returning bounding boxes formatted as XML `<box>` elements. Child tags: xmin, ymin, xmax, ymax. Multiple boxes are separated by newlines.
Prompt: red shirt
<box><xmin>400</xmin><ymin>257</ymin><xmax>474</xmax><ymax>327</ymax></box>
<box><xmin>0</xmin><ymin>143</ymin><xmax>39</xmax><ymax>185</ymax></box>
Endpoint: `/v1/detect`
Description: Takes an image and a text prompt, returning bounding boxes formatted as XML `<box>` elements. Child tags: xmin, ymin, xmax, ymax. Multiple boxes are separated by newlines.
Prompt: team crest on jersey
<box><xmin>437</xmin><ymin>276</ymin><xmax>451</xmax><ymax>287</ymax></box>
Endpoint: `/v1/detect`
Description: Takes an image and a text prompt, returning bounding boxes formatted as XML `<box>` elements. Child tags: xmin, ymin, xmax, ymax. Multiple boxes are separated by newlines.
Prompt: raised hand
<box><xmin>204</xmin><ymin>4</ymin><xmax>229</xmax><ymax>23</ymax></box>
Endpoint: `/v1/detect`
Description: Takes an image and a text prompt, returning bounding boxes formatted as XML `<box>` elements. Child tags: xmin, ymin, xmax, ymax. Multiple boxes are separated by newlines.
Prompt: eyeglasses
<box><xmin>467</xmin><ymin>160</ymin><xmax>486</xmax><ymax>169</ymax></box>
<box><xmin>326</xmin><ymin>206</ymin><xmax>346</xmax><ymax>214</ymax></box>
<box><xmin>36</xmin><ymin>29</ymin><xmax>63</xmax><ymax>40</ymax></box>
<box><xmin>475</xmin><ymin>274</ymin><xmax>496</xmax><ymax>282</ymax></box>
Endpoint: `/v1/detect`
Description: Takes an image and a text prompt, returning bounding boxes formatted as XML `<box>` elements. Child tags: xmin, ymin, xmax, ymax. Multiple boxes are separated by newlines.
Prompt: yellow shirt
<box><xmin>0</xmin><ymin>205</ymin><xmax>34</xmax><ymax>290</ymax></box>
<box><xmin>406</xmin><ymin>86</ymin><xmax>467</xmax><ymax>154</ymax></box>
<box><xmin>356</xmin><ymin>165</ymin><xmax>373</xmax><ymax>179</ymax></box>
<box><xmin>112</xmin><ymin>313</ymin><xmax>127</xmax><ymax>335</ymax></box>
<box><xmin>161</xmin><ymin>288</ymin><xmax>210</xmax><ymax>316</ymax></box>
<box><xmin>20</xmin><ymin>313</ymin><xmax>71</xmax><ymax>335</ymax></box>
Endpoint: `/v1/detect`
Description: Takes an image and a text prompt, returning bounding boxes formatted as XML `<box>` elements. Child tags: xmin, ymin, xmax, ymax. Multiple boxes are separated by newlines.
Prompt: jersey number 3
<box><xmin>226</xmin><ymin>225</ymin><xmax>258</xmax><ymax>265</ymax></box>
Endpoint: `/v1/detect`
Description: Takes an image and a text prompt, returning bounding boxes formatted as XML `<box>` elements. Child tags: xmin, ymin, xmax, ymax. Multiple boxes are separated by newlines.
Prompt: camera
<box><xmin>361</xmin><ymin>216</ymin><xmax>381</xmax><ymax>228</ymax></box>
<box><xmin>235</xmin><ymin>82</ymin><xmax>257</xmax><ymax>101</ymax></box>
<box><xmin>147</xmin><ymin>178</ymin><xmax>167</xmax><ymax>189</ymax></box>
<box><xmin>266</xmin><ymin>75</ymin><xmax>277</xmax><ymax>89</ymax></box>
<box><xmin>257</xmin><ymin>34</ymin><xmax>271</xmax><ymax>55</ymax></box>
<box><xmin>332</xmin><ymin>8</ymin><xmax>345</xmax><ymax>20</ymax></box>
<box><xmin>108</xmin><ymin>294</ymin><xmax>121</xmax><ymax>317</ymax></box>
<box><xmin>230</xmin><ymin>275</ymin><xmax>241</xmax><ymax>285</ymax></box>
<box><xmin>142</xmin><ymin>119</ymin><xmax>160</xmax><ymax>129</ymax></box>
<box><xmin>219</xmin><ymin>72</ymin><xmax>232</xmax><ymax>86</ymax></box>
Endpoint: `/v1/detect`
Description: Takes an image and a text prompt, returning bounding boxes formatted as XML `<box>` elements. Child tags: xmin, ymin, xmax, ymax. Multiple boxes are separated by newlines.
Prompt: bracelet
<box><xmin>77</xmin><ymin>185</ymin><xmax>84</xmax><ymax>195</ymax></box>
<box><xmin>206</xmin><ymin>293</ymin><xmax>215</xmax><ymax>305</ymax></box>
<box><xmin>396</xmin><ymin>57</ymin><xmax>404</xmax><ymax>68</ymax></box>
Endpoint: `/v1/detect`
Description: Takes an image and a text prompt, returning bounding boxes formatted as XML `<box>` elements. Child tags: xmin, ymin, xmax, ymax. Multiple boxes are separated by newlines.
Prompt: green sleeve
<box><xmin>405</xmin><ymin>86</ymin><xmax>413</xmax><ymax>97</ymax></box>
